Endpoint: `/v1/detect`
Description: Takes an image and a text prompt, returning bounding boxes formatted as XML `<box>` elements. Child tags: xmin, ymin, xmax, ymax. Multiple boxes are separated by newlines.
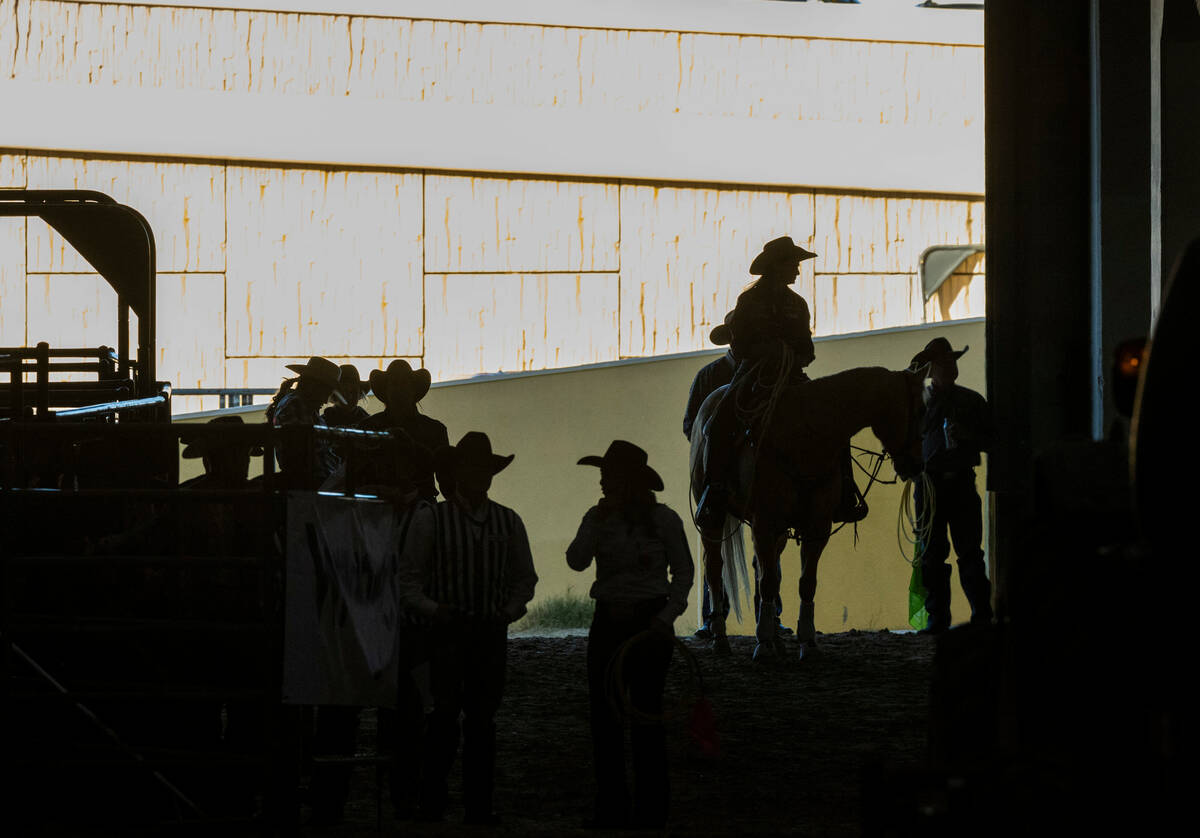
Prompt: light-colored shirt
<box><xmin>566</xmin><ymin>503</ymin><xmax>694</xmax><ymax>625</ymax></box>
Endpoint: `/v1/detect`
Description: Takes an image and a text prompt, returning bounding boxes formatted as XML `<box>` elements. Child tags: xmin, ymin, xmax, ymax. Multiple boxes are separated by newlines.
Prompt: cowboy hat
<box><xmin>181</xmin><ymin>415</ymin><xmax>265</xmax><ymax>459</ymax></box>
<box><xmin>284</xmin><ymin>356</ymin><xmax>341</xmax><ymax>388</ymax></box>
<box><xmin>749</xmin><ymin>236</ymin><xmax>818</xmax><ymax>276</ymax></box>
<box><xmin>909</xmin><ymin>336</ymin><xmax>969</xmax><ymax>370</ymax></box>
<box><xmin>577</xmin><ymin>440</ymin><xmax>664</xmax><ymax>491</ymax></box>
<box><xmin>334</xmin><ymin>364</ymin><xmax>365</xmax><ymax>400</ymax></box>
<box><xmin>435</xmin><ymin>431</ymin><xmax>514</xmax><ymax>476</ymax></box>
<box><xmin>709</xmin><ymin>311</ymin><xmax>735</xmax><ymax>346</ymax></box>
<box><xmin>369</xmin><ymin>359</ymin><xmax>432</xmax><ymax>405</ymax></box>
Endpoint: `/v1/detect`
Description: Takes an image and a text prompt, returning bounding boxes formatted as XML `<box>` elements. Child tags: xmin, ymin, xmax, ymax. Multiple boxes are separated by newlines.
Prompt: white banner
<box><xmin>283</xmin><ymin>493</ymin><xmax>403</xmax><ymax>707</ymax></box>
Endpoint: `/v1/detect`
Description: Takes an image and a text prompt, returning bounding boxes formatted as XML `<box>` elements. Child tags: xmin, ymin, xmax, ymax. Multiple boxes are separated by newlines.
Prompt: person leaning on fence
<box><xmin>908</xmin><ymin>337</ymin><xmax>994</xmax><ymax>634</ymax></box>
<box><xmin>362</xmin><ymin>360</ymin><xmax>450</xmax><ymax>502</ymax></box>
<box><xmin>567</xmin><ymin>440</ymin><xmax>694</xmax><ymax>830</ymax></box>
<box><xmin>265</xmin><ymin>356</ymin><xmax>343</xmax><ymax>489</ymax></box>
<box><xmin>398</xmin><ymin>431</ymin><xmax>537</xmax><ymax>826</ymax></box>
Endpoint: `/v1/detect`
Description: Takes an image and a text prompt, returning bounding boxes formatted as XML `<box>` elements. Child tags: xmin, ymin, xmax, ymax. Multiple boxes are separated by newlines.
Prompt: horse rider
<box><xmin>908</xmin><ymin>337</ymin><xmax>994</xmax><ymax>634</ymax></box>
<box><xmin>694</xmin><ymin>236</ymin><xmax>819</xmax><ymax>530</ymax></box>
<box><xmin>265</xmin><ymin>356</ymin><xmax>343</xmax><ymax>489</ymax></box>
<box><xmin>363</xmin><ymin>360</ymin><xmax>450</xmax><ymax>502</ymax></box>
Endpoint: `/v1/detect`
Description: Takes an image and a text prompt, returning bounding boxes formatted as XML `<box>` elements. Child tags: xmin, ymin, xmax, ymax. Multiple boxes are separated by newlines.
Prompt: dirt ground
<box><xmin>310</xmin><ymin>629</ymin><xmax>936</xmax><ymax>837</ymax></box>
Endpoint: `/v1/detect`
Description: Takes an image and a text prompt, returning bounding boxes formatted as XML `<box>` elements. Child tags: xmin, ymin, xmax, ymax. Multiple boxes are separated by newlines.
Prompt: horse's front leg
<box><xmin>796</xmin><ymin>533</ymin><xmax>829</xmax><ymax>647</ymax></box>
<box><xmin>751</xmin><ymin>524</ymin><xmax>786</xmax><ymax>659</ymax></box>
<box><xmin>701</xmin><ymin>532</ymin><xmax>731</xmax><ymax>655</ymax></box>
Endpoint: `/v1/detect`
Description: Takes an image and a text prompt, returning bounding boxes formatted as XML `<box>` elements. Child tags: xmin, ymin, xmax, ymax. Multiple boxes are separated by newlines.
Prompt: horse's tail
<box><xmin>721</xmin><ymin>515</ymin><xmax>751</xmax><ymax>624</ymax></box>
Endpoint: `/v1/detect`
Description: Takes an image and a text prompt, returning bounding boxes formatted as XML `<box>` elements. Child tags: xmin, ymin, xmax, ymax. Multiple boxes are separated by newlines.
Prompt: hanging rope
<box><xmin>897</xmin><ymin>471</ymin><xmax>936</xmax><ymax>566</ymax></box>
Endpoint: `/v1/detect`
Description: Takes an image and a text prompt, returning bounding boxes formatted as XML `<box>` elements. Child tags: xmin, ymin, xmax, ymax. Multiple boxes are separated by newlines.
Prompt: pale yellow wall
<box><xmin>185</xmin><ymin>318</ymin><xmax>986</xmax><ymax>634</ymax></box>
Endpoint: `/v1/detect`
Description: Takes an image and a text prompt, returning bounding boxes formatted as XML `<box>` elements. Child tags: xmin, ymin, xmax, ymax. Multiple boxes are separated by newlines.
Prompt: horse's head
<box><xmin>878</xmin><ymin>366</ymin><xmax>927</xmax><ymax>481</ymax></box>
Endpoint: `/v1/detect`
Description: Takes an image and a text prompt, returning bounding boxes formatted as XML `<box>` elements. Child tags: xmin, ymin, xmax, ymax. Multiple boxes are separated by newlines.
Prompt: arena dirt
<box><xmin>312</xmin><ymin>630</ymin><xmax>935</xmax><ymax>837</ymax></box>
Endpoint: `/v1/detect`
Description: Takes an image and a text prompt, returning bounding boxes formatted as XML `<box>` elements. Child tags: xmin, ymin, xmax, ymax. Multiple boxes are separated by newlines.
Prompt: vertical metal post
<box><xmin>35</xmin><ymin>343</ymin><xmax>50</xmax><ymax>421</ymax></box>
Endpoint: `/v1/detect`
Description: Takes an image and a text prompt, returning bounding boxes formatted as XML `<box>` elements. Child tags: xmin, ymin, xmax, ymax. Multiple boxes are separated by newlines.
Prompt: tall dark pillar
<box><xmin>1160</xmin><ymin>0</ymin><xmax>1200</xmax><ymax>298</ymax></box>
<box><xmin>984</xmin><ymin>0</ymin><xmax>1093</xmax><ymax>620</ymax></box>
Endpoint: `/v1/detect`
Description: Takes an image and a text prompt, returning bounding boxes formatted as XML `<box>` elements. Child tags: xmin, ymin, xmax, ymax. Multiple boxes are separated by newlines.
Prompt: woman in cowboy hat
<box><xmin>264</xmin><ymin>356</ymin><xmax>343</xmax><ymax>488</ymax></box>
<box><xmin>361</xmin><ymin>360</ymin><xmax>450</xmax><ymax>502</ymax></box>
<box><xmin>398</xmin><ymin>431</ymin><xmax>537</xmax><ymax>826</ymax></box>
<box><xmin>695</xmin><ymin>236</ymin><xmax>818</xmax><ymax>528</ymax></box>
<box><xmin>566</xmin><ymin>440</ymin><xmax>694</xmax><ymax>829</ymax></box>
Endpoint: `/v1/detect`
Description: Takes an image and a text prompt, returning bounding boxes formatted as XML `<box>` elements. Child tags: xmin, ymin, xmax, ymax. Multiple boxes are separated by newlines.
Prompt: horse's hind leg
<box><xmin>796</xmin><ymin>536</ymin><xmax>829</xmax><ymax>647</ymax></box>
<box><xmin>701</xmin><ymin>533</ymin><xmax>731</xmax><ymax>656</ymax></box>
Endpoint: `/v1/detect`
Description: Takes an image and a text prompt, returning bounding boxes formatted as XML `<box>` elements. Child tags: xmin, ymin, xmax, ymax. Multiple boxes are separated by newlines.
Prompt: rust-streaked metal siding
<box><xmin>7</xmin><ymin>3</ymin><xmax>982</xmax><ymax>131</ymax></box>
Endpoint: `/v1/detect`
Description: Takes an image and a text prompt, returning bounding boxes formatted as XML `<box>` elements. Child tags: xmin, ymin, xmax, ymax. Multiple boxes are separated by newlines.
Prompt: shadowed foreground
<box><xmin>312</xmin><ymin>630</ymin><xmax>934</xmax><ymax>837</ymax></box>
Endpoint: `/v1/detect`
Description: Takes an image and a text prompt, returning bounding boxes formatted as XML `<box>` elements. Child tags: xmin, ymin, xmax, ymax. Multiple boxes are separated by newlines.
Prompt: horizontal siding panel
<box><xmin>619</xmin><ymin>184</ymin><xmax>815</xmax><ymax>357</ymax></box>
<box><xmin>813</xmin><ymin>273</ymin><xmax>922</xmax><ymax>338</ymax></box>
<box><xmin>424</xmin><ymin>272</ymin><xmax>618</xmax><ymax>381</ymax></box>
<box><xmin>424</xmin><ymin>175</ymin><xmax>619</xmax><ymax>273</ymax></box>
<box><xmin>815</xmin><ymin>194</ymin><xmax>985</xmax><ymax>275</ymax></box>
<box><xmin>13</xmin><ymin>5</ymin><xmax>981</xmax><ymax>131</ymax></box>
<box><xmin>225</xmin><ymin>166</ymin><xmax>423</xmax><ymax>357</ymax></box>
<box><xmin>156</xmin><ymin>271</ymin><xmax>224</xmax><ymax>389</ymax></box>
<box><xmin>26</xmin><ymin>272</ymin><xmax>122</xmax><ymax>351</ymax></box>
<box><xmin>24</xmin><ymin>155</ymin><xmax>226</xmax><ymax>272</ymax></box>
<box><xmin>1</xmin><ymin>152</ymin><xmax>26</xmax><ymax>187</ymax></box>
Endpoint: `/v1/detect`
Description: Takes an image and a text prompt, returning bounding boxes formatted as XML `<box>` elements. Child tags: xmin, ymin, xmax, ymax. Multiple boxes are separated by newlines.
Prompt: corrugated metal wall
<box><xmin>0</xmin><ymin>2</ymin><xmax>984</xmax><ymax>414</ymax></box>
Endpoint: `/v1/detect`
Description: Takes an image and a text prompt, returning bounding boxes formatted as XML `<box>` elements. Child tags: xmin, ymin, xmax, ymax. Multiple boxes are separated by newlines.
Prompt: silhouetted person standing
<box><xmin>567</xmin><ymin>441</ymin><xmax>694</xmax><ymax>830</ymax></box>
<box><xmin>400</xmin><ymin>432</ymin><xmax>537</xmax><ymax>825</ymax></box>
<box><xmin>909</xmin><ymin>337</ymin><xmax>994</xmax><ymax>634</ymax></box>
<box><xmin>265</xmin><ymin>356</ymin><xmax>342</xmax><ymax>489</ymax></box>
<box><xmin>363</xmin><ymin>360</ymin><xmax>450</xmax><ymax>501</ymax></box>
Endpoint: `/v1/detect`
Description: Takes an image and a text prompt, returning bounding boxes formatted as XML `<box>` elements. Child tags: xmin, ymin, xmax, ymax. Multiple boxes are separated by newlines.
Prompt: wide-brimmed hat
<box><xmin>369</xmin><ymin>359</ymin><xmax>432</xmax><ymax>405</ymax></box>
<box><xmin>435</xmin><ymin>431</ymin><xmax>514</xmax><ymax>476</ymax></box>
<box><xmin>709</xmin><ymin>311</ymin><xmax>735</xmax><ymax>346</ymax></box>
<box><xmin>284</xmin><ymin>356</ymin><xmax>341</xmax><ymax>388</ymax></box>
<box><xmin>749</xmin><ymin>236</ymin><xmax>817</xmax><ymax>276</ymax></box>
<box><xmin>909</xmin><ymin>337</ymin><xmax>969</xmax><ymax>370</ymax></box>
<box><xmin>181</xmin><ymin>415</ymin><xmax>264</xmax><ymax>459</ymax></box>
<box><xmin>577</xmin><ymin>440</ymin><xmax>664</xmax><ymax>491</ymax></box>
<box><xmin>335</xmin><ymin>364</ymin><xmax>365</xmax><ymax>400</ymax></box>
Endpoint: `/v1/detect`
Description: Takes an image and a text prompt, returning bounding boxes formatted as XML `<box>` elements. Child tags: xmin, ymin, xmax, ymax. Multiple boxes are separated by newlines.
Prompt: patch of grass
<box><xmin>515</xmin><ymin>588</ymin><xmax>595</xmax><ymax>631</ymax></box>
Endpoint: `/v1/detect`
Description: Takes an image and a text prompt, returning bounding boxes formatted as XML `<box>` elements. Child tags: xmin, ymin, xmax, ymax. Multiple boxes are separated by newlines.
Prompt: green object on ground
<box><xmin>908</xmin><ymin>557</ymin><xmax>929</xmax><ymax>631</ymax></box>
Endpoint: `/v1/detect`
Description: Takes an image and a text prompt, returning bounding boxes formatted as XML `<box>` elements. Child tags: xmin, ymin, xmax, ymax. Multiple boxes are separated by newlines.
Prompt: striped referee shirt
<box><xmin>398</xmin><ymin>493</ymin><xmax>538</xmax><ymax>623</ymax></box>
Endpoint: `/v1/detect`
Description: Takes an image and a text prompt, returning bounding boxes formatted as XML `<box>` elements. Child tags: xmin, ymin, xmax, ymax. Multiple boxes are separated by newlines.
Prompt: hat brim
<box><xmin>369</xmin><ymin>367</ymin><xmax>432</xmax><ymax>404</ymax></box>
<box><xmin>437</xmin><ymin>447</ymin><xmax>514</xmax><ymax>476</ymax></box>
<box><xmin>709</xmin><ymin>324</ymin><xmax>732</xmax><ymax>346</ymax></box>
<box><xmin>285</xmin><ymin>363</ymin><xmax>340</xmax><ymax>388</ymax></box>
<box><xmin>749</xmin><ymin>244</ymin><xmax>818</xmax><ymax>276</ymax></box>
<box><xmin>577</xmin><ymin>455</ymin><xmax>664</xmax><ymax>491</ymax></box>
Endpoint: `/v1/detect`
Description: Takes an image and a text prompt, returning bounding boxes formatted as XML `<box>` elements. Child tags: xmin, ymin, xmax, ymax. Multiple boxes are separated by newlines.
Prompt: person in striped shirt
<box><xmin>397</xmin><ymin>431</ymin><xmax>537</xmax><ymax>826</ymax></box>
<box><xmin>567</xmin><ymin>440</ymin><xmax>694</xmax><ymax>830</ymax></box>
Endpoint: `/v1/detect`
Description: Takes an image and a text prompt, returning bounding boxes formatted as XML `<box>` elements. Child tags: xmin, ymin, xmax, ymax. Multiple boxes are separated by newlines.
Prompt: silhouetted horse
<box><xmin>690</xmin><ymin>366</ymin><xmax>926</xmax><ymax>661</ymax></box>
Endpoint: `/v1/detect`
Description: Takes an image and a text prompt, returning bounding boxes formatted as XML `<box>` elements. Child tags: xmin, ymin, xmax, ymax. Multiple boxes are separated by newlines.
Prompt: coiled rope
<box><xmin>604</xmin><ymin>631</ymin><xmax>704</xmax><ymax>724</ymax></box>
<box><xmin>897</xmin><ymin>471</ymin><xmax>936</xmax><ymax>565</ymax></box>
